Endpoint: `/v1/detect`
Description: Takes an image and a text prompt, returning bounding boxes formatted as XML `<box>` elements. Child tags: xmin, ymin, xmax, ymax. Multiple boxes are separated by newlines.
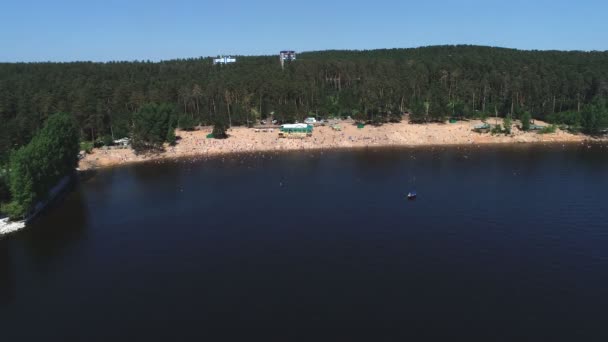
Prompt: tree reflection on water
<box><xmin>0</xmin><ymin>183</ymin><xmax>89</xmax><ymax>305</ymax></box>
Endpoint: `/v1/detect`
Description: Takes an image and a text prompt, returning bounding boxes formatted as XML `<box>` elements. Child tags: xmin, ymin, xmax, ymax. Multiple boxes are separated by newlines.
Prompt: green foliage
<box><xmin>478</xmin><ymin>111</ymin><xmax>489</xmax><ymax>122</ymax></box>
<box><xmin>212</xmin><ymin>119</ymin><xmax>228</xmax><ymax>139</ymax></box>
<box><xmin>250</xmin><ymin>108</ymin><xmax>261</xmax><ymax>125</ymax></box>
<box><xmin>231</xmin><ymin>102</ymin><xmax>256</xmax><ymax>126</ymax></box>
<box><xmin>388</xmin><ymin>111</ymin><xmax>402</xmax><ymax>123</ymax></box>
<box><xmin>166</xmin><ymin>114</ymin><xmax>177</xmax><ymax>146</ymax></box>
<box><xmin>520</xmin><ymin>111</ymin><xmax>532</xmax><ymax>131</ymax></box>
<box><xmin>102</xmin><ymin>135</ymin><xmax>114</xmax><ymax>147</ymax></box>
<box><xmin>36</xmin><ymin>112</ymin><xmax>80</xmax><ymax>175</ymax></box>
<box><xmin>451</xmin><ymin>101</ymin><xmax>465</xmax><ymax>118</ymax></box>
<box><xmin>490</xmin><ymin>125</ymin><xmax>504</xmax><ymax>135</ymax></box>
<box><xmin>370</xmin><ymin>109</ymin><xmax>386</xmax><ymax>126</ymax></box>
<box><xmin>409</xmin><ymin>101</ymin><xmax>427</xmax><ymax>123</ymax></box>
<box><xmin>581</xmin><ymin>99</ymin><xmax>608</xmax><ymax>134</ymax></box>
<box><xmin>0</xmin><ymin>168</ymin><xmax>10</xmax><ymax>204</ymax></box>
<box><xmin>131</xmin><ymin>103</ymin><xmax>176</xmax><ymax>152</ymax></box>
<box><xmin>503</xmin><ymin>116</ymin><xmax>512</xmax><ymax>134</ymax></box>
<box><xmin>537</xmin><ymin>125</ymin><xmax>557</xmax><ymax>134</ymax></box>
<box><xmin>166</xmin><ymin>126</ymin><xmax>177</xmax><ymax>146</ymax></box>
<box><xmin>353</xmin><ymin>111</ymin><xmax>367</xmax><ymax>123</ymax></box>
<box><xmin>323</xmin><ymin>95</ymin><xmax>340</xmax><ymax>117</ymax></box>
<box><xmin>337</xmin><ymin>90</ymin><xmax>358</xmax><ymax>116</ymax></box>
<box><xmin>93</xmin><ymin>135</ymin><xmax>113</xmax><ymax>148</ymax></box>
<box><xmin>512</xmin><ymin>105</ymin><xmax>525</xmax><ymax>120</ymax></box>
<box><xmin>80</xmin><ymin>141</ymin><xmax>93</xmax><ymax>154</ymax></box>
<box><xmin>212</xmin><ymin>100</ymin><xmax>229</xmax><ymax>139</ymax></box>
<box><xmin>547</xmin><ymin>111</ymin><xmax>582</xmax><ymax>128</ymax></box>
<box><xmin>109</xmin><ymin>115</ymin><xmax>132</xmax><ymax>140</ymax></box>
<box><xmin>178</xmin><ymin>114</ymin><xmax>197</xmax><ymax>131</ymax></box>
<box><xmin>428</xmin><ymin>94</ymin><xmax>448</xmax><ymax>122</ymax></box>
<box><xmin>1</xmin><ymin>201</ymin><xmax>26</xmax><ymax>220</ymax></box>
<box><xmin>7</xmin><ymin>112</ymin><xmax>79</xmax><ymax>219</ymax></box>
<box><xmin>8</xmin><ymin>146</ymin><xmax>35</xmax><ymax>217</ymax></box>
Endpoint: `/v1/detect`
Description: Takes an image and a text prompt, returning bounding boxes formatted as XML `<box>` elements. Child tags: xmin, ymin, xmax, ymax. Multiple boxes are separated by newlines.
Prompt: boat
<box><xmin>407</xmin><ymin>191</ymin><xmax>417</xmax><ymax>200</ymax></box>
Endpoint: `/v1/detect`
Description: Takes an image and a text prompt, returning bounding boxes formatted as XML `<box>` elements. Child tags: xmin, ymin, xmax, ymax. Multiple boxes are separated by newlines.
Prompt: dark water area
<box><xmin>1</xmin><ymin>144</ymin><xmax>608</xmax><ymax>340</ymax></box>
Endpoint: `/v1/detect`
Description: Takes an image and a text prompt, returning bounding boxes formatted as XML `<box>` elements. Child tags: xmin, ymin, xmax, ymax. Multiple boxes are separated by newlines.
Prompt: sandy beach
<box><xmin>79</xmin><ymin>119</ymin><xmax>599</xmax><ymax>170</ymax></box>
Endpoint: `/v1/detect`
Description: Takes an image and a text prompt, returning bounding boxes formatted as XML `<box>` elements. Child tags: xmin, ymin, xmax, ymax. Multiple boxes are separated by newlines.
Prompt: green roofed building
<box><xmin>279</xmin><ymin>124</ymin><xmax>313</xmax><ymax>138</ymax></box>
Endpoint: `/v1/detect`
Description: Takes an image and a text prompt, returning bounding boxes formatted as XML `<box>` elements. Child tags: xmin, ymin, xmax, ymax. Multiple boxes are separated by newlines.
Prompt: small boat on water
<box><xmin>407</xmin><ymin>191</ymin><xmax>417</xmax><ymax>200</ymax></box>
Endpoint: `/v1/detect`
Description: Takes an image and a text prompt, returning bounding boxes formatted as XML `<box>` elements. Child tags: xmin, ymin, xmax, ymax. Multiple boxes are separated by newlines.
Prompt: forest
<box><xmin>1</xmin><ymin>45</ymin><xmax>608</xmax><ymax>163</ymax></box>
<box><xmin>1</xmin><ymin>112</ymin><xmax>79</xmax><ymax>219</ymax></box>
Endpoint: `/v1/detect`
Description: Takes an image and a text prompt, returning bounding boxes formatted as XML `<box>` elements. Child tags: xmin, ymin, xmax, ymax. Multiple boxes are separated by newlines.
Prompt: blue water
<box><xmin>1</xmin><ymin>144</ymin><xmax>607</xmax><ymax>340</ymax></box>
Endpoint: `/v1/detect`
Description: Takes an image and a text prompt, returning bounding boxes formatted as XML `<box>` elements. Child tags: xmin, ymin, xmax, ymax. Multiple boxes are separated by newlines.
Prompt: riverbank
<box><xmin>0</xmin><ymin>174</ymin><xmax>74</xmax><ymax>237</ymax></box>
<box><xmin>79</xmin><ymin>119</ymin><xmax>602</xmax><ymax>170</ymax></box>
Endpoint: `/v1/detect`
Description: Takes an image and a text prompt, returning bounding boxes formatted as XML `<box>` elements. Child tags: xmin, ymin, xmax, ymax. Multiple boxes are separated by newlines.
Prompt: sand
<box><xmin>78</xmin><ymin>119</ymin><xmax>599</xmax><ymax>170</ymax></box>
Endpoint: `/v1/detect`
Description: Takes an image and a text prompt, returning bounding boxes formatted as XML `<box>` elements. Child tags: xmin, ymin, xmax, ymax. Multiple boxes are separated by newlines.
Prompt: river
<box><xmin>1</xmin><ymin>144</ymin><xmax>607</xmax><ymax>340</ymax></box>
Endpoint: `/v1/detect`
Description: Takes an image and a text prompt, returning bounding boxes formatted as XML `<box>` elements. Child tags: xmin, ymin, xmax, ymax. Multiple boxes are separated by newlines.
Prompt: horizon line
<box><xmin>2</xmin><ymin>44</ymin><xmax>607</xmax><ymax>64</ymax></box>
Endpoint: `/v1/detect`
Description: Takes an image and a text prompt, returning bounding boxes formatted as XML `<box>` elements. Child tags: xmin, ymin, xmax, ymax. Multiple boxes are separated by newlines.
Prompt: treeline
<box><xmin>2</xmin><ymin>45</ymin><xmax>608</xmax><ymax>160</ymax></box>
<box><xmin>546</xmin><ymin>97</ymin><xmax>608</xmax><ymax>133</ymax></box>
<box><xmin>128</xmin><ymin>102</ymin><xmax>228</xmax><ymax>152</ymax></box>
<box><xmin>1</xmin><ymin>112</ymin><xmax>79</xmax><ymax>219</ymax></box>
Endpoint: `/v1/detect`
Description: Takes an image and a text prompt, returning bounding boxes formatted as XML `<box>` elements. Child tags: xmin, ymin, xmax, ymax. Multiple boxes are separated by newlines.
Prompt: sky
<box><xmin>1</xmin><ymin>0</ymin><xmax>607</xmax><ymax>62</ymax></box>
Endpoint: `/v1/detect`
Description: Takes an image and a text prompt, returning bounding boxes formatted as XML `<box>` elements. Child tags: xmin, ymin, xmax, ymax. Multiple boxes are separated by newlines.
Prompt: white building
<box><xmin>213</xmin><ymin>56</ymin><xmax>236</xmax><ymax>65</ymax></box>
<box><xmin>280</xmin><ymin>51</ymin><xmax>296</xmax><ymax>69</ymax></box>
<box><xmin>280</xmin><ymin>51</ymin><xmax>296</xmax><ymax>61</ymax></box>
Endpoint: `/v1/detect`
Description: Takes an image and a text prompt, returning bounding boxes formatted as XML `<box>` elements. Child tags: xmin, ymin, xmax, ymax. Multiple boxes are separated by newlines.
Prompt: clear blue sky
<box><xmin>1</xmin><ymin>0</ymin><xmax>606</xmax><ymax>62</ymax></box>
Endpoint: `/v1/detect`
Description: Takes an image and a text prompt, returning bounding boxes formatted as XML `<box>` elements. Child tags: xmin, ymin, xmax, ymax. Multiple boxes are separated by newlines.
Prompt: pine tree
<box><xmin>166</xmin><ymin>126</ymin><xmax>176</xmax><ymax>146</ymax></box>
<box><xmin>521</xmin><ymin>112</ymin><xmax>531</xmax><ymax>131</ymax></box>
<box><xmin>503</xmin><ymin>116</ymin><xmax>512</xmax><ymax>134</ymax></box>
<box><xmin>212</xmin><ymin>100</ymin><xmax>229</xmax><ymax>139</ymax></box>
<box><xmin>132</xmin><ymin>103</ymin><xmax>175</xmax><ymax>151</ymax></box>
<box><xmin>212</xmin><ymin>116</ymin><xmax>228</xmax><ymax>139</ymax></box>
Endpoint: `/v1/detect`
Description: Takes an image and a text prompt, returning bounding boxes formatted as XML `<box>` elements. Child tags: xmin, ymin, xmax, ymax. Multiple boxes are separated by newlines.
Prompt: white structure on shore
<box><xmin>0</xmin><ymin>217</ymin><xmax>25</xmax><ymax>236</ymax></box>
<box><xmin>213</xmin><ymin>56</ymin><xmax>236</xmax><ymax>65</ymax></box>
<box><xmin>113</xmin><ymin>137</ymin><xmax>130</xmax><ymax>147</ymax></box>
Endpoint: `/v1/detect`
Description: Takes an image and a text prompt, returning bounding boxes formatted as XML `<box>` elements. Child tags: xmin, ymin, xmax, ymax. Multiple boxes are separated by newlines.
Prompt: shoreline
<box><xmin>81</xmin><ymin>140</ymin><xmax>602</xmax><ymax>171</ymax></box>
<box><xmin>79</xmin><ymin>120</ymin><xmax>605</xmax><ymax>170</ymax></box>
<box><xmin>0</xmin><ymin>174</ymin><xmax>75</xmax><ymax>237</ymax></box>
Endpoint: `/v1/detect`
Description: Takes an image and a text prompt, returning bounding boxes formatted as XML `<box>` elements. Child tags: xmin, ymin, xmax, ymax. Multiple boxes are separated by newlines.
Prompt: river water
<box><xmin>1</xmin><ymin>144</ymin><xmax>607</xmax><ymax>340</ymax></box>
